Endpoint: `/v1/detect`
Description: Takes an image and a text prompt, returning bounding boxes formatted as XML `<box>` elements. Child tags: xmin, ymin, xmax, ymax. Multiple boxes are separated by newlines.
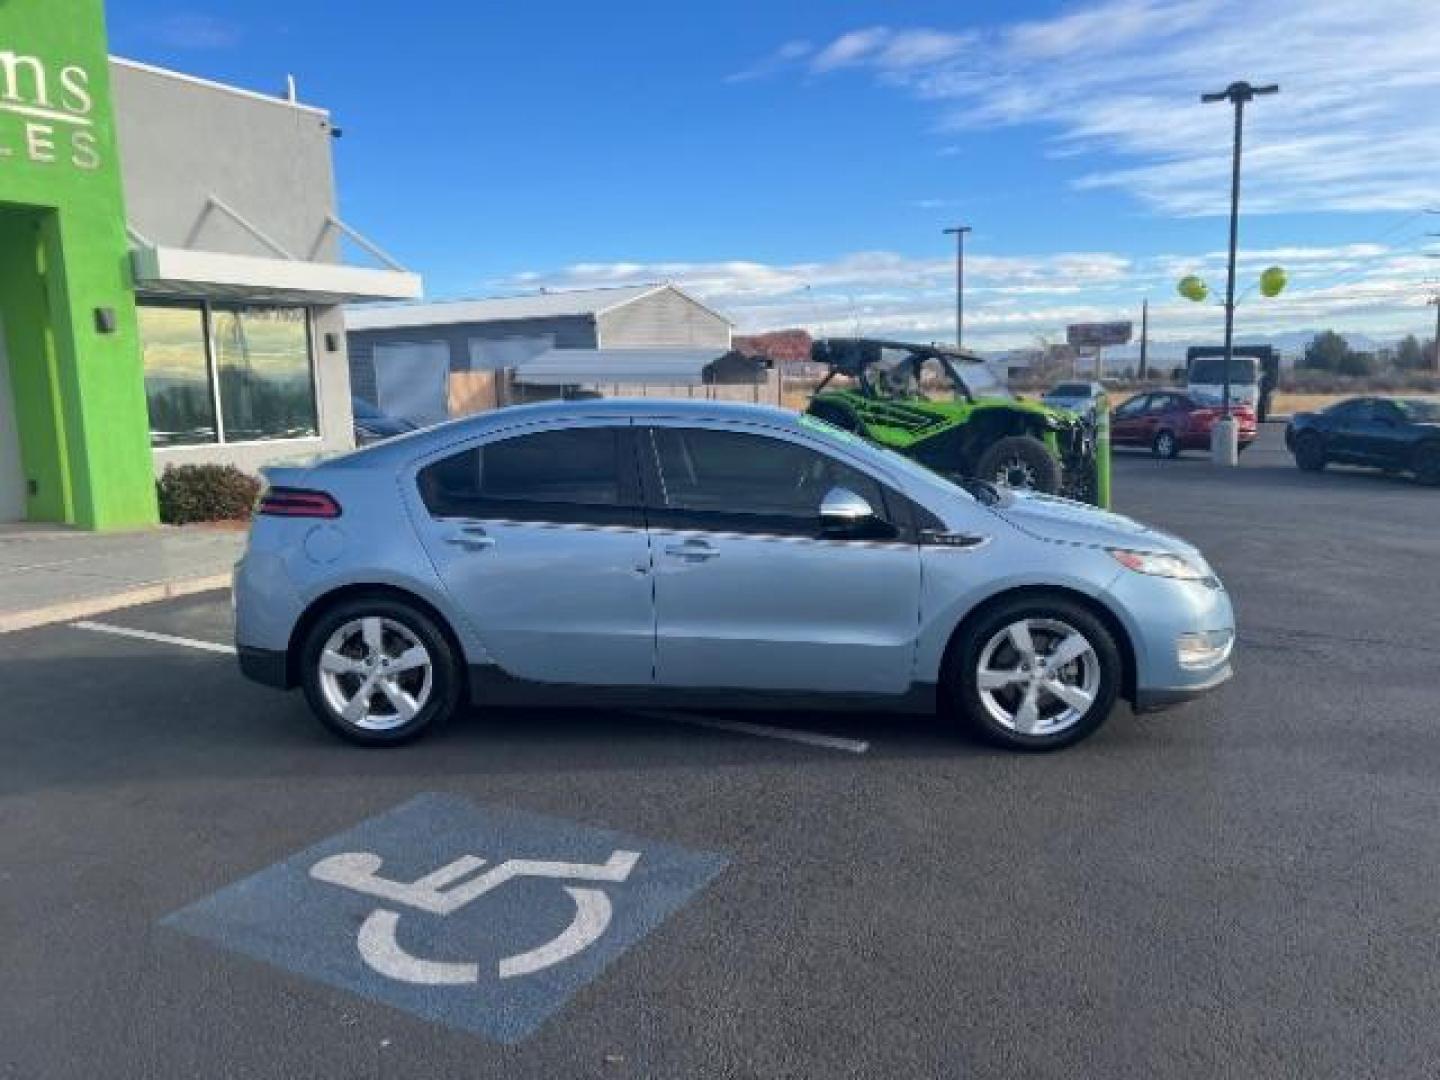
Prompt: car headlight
<box><xmin>1109</xmin><ymin>548</ymin><xmax>1209</xmax><ymax>581</ymax></box>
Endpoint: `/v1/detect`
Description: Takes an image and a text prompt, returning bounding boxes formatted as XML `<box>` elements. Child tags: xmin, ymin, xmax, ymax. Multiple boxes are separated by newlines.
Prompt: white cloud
<box><xmin>811</xmin><ymin>28</ymin><xmax>893</xmax><ymax>72</ymax></box>
<box><xmin>150</xmin><ymin>13</ymin><xmax>243</xmax><ymax>50</ymax></box>
<box><xmin>725</xmin><ymin>40</ymin><xmax>813</xmax><ymax>84</ymax></box>
<box><xmin>494</xmin><ymin>241</ymin><xmax>1434</xmax><ymax>349</ymax></box>
<box><xmin>771</xmin><ymin>0</ymin><xmax>1440</xmax><ymax>216</ymax></box>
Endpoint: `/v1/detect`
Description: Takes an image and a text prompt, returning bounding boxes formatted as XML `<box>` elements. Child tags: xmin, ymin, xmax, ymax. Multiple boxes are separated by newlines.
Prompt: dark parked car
<box><xmin>1110</xmin><ymin>390</ymin><xmax>1257</xmax><ymax>458</ymax></box>
<box><xmin>352</xmin><ymin>398</ymin><xmax>418</xmax><ymax>445</ymax></box>
<box><xmin>1286</xmin><ymin>397</ymin><xmax>1440</xmax><ymax>485</ymax></box>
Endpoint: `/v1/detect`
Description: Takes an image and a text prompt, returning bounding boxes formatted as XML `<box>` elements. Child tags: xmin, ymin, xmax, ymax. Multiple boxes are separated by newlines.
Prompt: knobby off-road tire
<box><xmin>975</xmin><ymin>435</ymin><xmax>1063</xmax><ymax>494</ymax></box>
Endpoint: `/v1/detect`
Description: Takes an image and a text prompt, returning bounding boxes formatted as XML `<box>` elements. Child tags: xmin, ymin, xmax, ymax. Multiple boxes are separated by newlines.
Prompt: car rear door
<box><xmin>408</xmin><ymin>421</ymin><xmax>656</xmax><ymax>686</ymax></box>
<box><xmin>639</xmin><ymin>422</ymin><xmax>922</xmax><ymax>696</ymax></box>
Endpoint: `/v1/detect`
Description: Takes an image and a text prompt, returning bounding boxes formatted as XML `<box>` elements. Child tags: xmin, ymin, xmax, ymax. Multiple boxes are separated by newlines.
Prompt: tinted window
<box><xmin>1052</xmin><ymin>383</ymin><xmax>1090</xmax><ymax>396</ymax></box>
<box><xmin>1148</xmin><ymin>394</ymin><xmax>1183</xmax><ymax>413</ymax></box>
<box><xmin>650</xmin><ymin>427</ymin><xmax>890</xmax><ymax>537</ymax></box>
<box><xmin>1114</xmin><ymin>395</ymin><xmax>1149</xmax><ymax>418</ymax></box>
<box><xmin>419</xmin><ymin>427</ymin><xmax>629</xmax><ymax>522</ymax></box>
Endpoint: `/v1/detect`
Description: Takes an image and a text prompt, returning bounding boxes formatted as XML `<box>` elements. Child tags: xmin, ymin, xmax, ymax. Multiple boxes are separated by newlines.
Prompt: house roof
<box><xmin>347</xmin><ymin>283</ymin><xmax>733</xmax><ymax>332</ymax></box>
<box><xmin>512</xmin><ymin>347</ymin><xmax>763</xmax><ymax>387</ymax></box>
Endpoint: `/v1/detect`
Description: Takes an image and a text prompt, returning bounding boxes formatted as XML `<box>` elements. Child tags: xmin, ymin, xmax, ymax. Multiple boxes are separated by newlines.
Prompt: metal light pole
<box><xmin>943</xmin><ymin>225</ymin><xmax>972</xmax><ymax>349</ymax></box>
<box><xmin>1138</xmin><ymin>298</ymin><xmax>1149</xmax><ymax>380</ymax></box>
<box><xmin>1202</xmin><ymin>80</ymin><xmax>1277</xmax><ymax>465</ymax></box>
<box><xmin>1430</xmin><ymin>296</ymin><xmax>1440</xmax><ymax>373</ymax></box>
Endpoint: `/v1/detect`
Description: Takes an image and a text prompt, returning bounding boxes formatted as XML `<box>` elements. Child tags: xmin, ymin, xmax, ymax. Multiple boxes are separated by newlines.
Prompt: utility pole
<box><xmin>1201</xmin><ymin>80</ymin><xmax>1278</xmax><ymax>465</ymax></box>
<box><xmin>1428</xmin><ymin>232</ymin><xmax>1440</xmax><ymax>372</ymax></box>
<box><xmin>1430</xmin><ymin>297</ymin><xmax>1440</xmax><ymax>373</ymax></box>
<box><xmin>1138</xmin><ymin>298</ymin><xmax>1149</xmax><ymax>380</ymax></box>
<box><xmin>943</xmin><ymin>225</ymin><xmax>972</xmax><ymax>349</ymax></box>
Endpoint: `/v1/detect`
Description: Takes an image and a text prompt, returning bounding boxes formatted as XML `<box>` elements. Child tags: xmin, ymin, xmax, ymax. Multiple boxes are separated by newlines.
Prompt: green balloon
<box><xmin>1177</xmin><ymin>275</ymin><xmax>1209</xmax><ymax>302</ymax></box>
<box><xmin>1260</xmin><ymin>265</ymin><xmax>1287</xmax><ymax>298</ymax></box>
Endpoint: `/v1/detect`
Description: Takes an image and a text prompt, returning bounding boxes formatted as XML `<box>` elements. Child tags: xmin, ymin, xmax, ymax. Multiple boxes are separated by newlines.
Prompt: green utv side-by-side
<box><xmin>805</xmin><ymin>338</ymin><xmax>1101</xmax><ymax>504</ymax></box>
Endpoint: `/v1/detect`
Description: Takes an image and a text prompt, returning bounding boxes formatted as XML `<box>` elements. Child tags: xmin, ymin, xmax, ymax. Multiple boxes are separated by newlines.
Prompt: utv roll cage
<box><xmin>810</xmin><ymin>338</ymin><xmax>988</xmax><ymax>404</ymax></box>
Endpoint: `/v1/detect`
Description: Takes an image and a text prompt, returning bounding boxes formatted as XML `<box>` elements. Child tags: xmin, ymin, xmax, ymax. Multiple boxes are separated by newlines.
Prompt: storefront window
<box><xmin>213</xmin><ymin>306</ymin><xmax>319</xmax><ymax>442</ymax></box>
<box><xmin>139</xmin><ymin>304</ymin><xmax>217</xmax><ymax>447</ymax></box>
<box><xmin>138</xmin><ymin>301</ymin><xmax>320</xmax><ymax>447</ymax></box>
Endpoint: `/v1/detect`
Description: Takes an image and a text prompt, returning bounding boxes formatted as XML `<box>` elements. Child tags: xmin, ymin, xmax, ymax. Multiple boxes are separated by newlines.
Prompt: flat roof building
<box><xmin>0</xmin><ymin>0</ymin><xmax>420</xmax><ymax>528</ymax></box>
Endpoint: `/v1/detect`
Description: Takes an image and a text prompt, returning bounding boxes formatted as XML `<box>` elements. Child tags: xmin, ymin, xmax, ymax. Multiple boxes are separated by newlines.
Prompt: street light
<box><xmin>1201</xmin><ymin>80</ymin><xmax>1278</xmax><ymax>466</ymax></box>
<box><xmin>943</xmin><ymin>225</ymin><xmax>972</xmax><ymax>349</ymax></box>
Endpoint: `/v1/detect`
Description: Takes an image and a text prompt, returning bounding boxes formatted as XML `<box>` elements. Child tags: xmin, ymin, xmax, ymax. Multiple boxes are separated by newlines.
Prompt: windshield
<box><xmin>1394</xmin><ymin>398</ymin><xmax>1440</xmax><ymax>422</ymax></box>
<box><xmin>1190</xmin><ymin>356</ymin><xmax>1259</xmax><ymax>384</ymax></box>
<box><xmin>1049</xmin><ymin>383</ymin><xmax>1091</xmax><ymax>396</ymax></box>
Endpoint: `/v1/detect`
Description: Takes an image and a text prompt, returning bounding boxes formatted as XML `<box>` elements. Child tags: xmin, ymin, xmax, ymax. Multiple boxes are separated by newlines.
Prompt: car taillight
<box><xmin>258</xmin><ymin>487</ymin><xmax>342</xmax><ymax>518</ymax></box>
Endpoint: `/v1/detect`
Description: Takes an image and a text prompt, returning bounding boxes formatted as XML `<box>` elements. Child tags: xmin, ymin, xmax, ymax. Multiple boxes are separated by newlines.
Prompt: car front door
<box><xmin>409</xmin><ymin>421</ymin><xmax>656</xmax><ymax>686</ymax></box>
<box><xmin>1328</xmin><ymin>400</ymin><xmax>1384</xmax><ymax>465</ymax></box>
<box><xmin>640</xmin><ymin>422</ymin><xmax>923</xmax><ymax>696</ymax></box>
<box><xmin>1110</xmin><ymin>394</ymin><xmax>1151</xmax><ymax>445</ymax></box>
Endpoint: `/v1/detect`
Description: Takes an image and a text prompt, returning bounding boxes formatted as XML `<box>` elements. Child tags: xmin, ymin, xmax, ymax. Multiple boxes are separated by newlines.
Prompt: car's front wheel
<box><xmin>1152</xmin><ymin>430</ymin><xmax>1180</xmax><ymax>459</ymax></box>
<box><xmin>299</xmin><ymin>598</ymin><xmax>461</xmax><ymax>746</ymax></box>
<box><xmin>1293</xmin><ymin>432</ymin><xmax>1327</xmax><ymax>472</ymax></box>
<box><xmin>951</xmin><ymin>597</ymin><xmax>1121</xmax><ymax>751</ymax></box>
<box><xmin>1413</xmin><ymin>443</ymin><xmax>1440</xmax><ymax>486</ymax></box>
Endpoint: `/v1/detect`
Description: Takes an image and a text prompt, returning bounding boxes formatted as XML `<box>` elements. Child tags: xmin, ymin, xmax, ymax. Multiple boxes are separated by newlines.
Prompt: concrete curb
<box><xmin>0</xmin><ymin>573</ymin><xmax>232</xmax><ymax>635</ymax></box>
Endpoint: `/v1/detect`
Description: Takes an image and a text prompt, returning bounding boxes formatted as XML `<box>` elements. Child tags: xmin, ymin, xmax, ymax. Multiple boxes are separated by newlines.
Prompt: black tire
<box><xmin>974</xmin><ymin>435</ymin><xmax>1063</xmax><ymax>494</ymax></box>
<box><xmin>299</xmin><ymin>597</ymin><xmax>462</xmax><ymax>746</ymax></box>
<box><xmin>1293</xmin><ymin>432</ymin><xmax>1327</xmax><ymax>472</ymax></box>
<box><xmin>1414</xmin><ymin>443</ymin><xmax>1440</xmax><ymax>487</ymax></box>
<box><xmin>1152</xmin><ymin>429</ymin><xmax>1180</xmax><ymax>459</ymax></box>
<box><xmin>949</xmin><ymin>595</ymin><xmax>1122</xmax><ymax>752</ymax></box>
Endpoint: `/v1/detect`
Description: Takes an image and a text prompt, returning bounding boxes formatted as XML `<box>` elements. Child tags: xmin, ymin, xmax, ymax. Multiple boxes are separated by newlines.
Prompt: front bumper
<box><xmin>1133</xmin><ymin>663</ymin><xmax>1233</xmax><ymax>712</ymax></box>
<box><xmin>1107</xmin><ymin>566</ymin><xmax>1235</xmax><ymax>712</ymax></box>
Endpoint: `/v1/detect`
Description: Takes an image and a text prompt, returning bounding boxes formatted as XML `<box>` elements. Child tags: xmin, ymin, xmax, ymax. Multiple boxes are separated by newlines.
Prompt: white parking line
<box><xmin>71</xmin><ymin>620</ymin><xmax>236</xmax><ymax>655</ymax></box>
<box><xmin>638</xmin><ymin>710</ymin><xmax>870</xmax><ymax>754</ymax></box>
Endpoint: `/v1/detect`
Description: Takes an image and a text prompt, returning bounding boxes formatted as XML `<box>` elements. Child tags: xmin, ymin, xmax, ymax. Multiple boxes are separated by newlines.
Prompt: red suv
<box><xmin>1110</xmin><ymin>390</ymin><xmax>1258</xmax><ymax>458</ymax></box>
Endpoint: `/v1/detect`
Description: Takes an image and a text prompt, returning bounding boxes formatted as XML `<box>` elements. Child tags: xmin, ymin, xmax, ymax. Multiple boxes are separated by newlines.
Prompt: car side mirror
<box><xmin>820</xmin><ymin>486</ymin><xmax>876</xmax><ymax>525</ymax></box>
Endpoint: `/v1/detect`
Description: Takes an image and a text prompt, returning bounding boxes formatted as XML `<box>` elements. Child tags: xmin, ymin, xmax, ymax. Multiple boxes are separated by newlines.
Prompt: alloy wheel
<box><xmin>317</xmin><ymin>616</ymin><xmax>434</xmax><ymax>731</ymax></box>
<box><xmin>975</xmin><ymin>618</ymin><xmax>1101</xmax><ymax>735</ymax></box>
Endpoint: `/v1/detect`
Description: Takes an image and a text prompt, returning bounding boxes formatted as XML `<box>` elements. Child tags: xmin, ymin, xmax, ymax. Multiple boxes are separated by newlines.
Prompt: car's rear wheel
<box><xmin>1293</xmin><ymin>432</ymin><xmax>1327</xmax><ymax>472</ymax></box>
<box><xmin>1152</xmin><ymin>430</ymin><xmax>1180</xmax><ymax>459</ymax></box>
<box><xmin>951</xmin><ymin>597</ymin><xmax>1121</xmax><ymax>751</ymax></box>
<box><xmin>975</xmin><ymin>435</ymin><xmax>1062</xmax><ymax>494</ymax></box>
<box><xmin>300</xmin><ymin>598</ymin><xmax>461</xmax><ymax>746</ymax></box>
<box><xmin>1414</xmin><ymin>443</ymin><xmax>1440</xmax><ymax>486</ymax></box>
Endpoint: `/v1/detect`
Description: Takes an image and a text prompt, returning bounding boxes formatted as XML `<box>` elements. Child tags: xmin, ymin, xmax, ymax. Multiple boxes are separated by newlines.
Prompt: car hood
<box><xmin>987</xmin><ymin>490</ymin><xmax>1198</xmax><ymax>556</ymax></box>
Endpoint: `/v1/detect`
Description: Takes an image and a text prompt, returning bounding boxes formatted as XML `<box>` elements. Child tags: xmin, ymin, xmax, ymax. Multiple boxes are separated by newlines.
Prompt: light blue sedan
<box><xmin>235</xmin><ymin>400</ymin><xmax>1233</xmax><ymax>751</ymax></box>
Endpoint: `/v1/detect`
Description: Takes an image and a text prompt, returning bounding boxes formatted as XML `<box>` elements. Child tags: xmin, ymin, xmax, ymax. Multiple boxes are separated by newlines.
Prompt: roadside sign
<box><xmin>1066</xmin><ymin>322</ymin><xmax>1133</xmax><ymax>348</ymax></box>
<box><xmin>162</xmin><ymin>794</ymin><xmax>727</xmax><ymax>1042</ymax></box>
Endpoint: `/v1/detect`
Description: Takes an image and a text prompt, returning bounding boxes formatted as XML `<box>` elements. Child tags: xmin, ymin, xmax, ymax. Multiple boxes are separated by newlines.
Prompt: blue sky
<box><xmin>106</xmin><ymin>0</ymin><xmax>1440</xmax><ymax>350</ymax></box>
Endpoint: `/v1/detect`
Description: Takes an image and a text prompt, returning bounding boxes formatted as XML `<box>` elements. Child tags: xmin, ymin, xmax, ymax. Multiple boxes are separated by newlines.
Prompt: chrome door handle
<box><xmin>664</xmin><ymin>540</ymin><xmax>719</xmax><ymax>561</ymax></box>
<box><xmin>444</xmin><ymin>526</ymin><xmax>494</xmax><ymax>551</ymax></box>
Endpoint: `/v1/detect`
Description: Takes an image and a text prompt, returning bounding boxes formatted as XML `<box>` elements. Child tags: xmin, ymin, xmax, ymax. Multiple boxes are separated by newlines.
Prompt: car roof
<box><xmin>326</xmin><ymin>399</ymin><xmax>810</xmax><ymax>468</ymax></box>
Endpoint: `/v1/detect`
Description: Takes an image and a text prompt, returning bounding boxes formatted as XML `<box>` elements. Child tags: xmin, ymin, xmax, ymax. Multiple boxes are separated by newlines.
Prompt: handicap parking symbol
<box><xmin>161</xmin><ymin>794</ymin><xmax>727</xmax><ymax>1042</ymax></box>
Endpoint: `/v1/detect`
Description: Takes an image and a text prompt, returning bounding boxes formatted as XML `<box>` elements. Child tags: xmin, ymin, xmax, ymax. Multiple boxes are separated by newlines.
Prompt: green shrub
<box><xmin>156</xmin><ymin>464</ymin><xmax>261</xmax><ymax>525</ymax></box>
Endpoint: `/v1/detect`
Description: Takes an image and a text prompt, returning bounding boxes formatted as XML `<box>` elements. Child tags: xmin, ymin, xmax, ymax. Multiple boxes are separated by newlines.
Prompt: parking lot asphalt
<box><xmin>3</xmin><ymin>424</ymin><xmax>1439</xmax><ymax>1079</ymax></box>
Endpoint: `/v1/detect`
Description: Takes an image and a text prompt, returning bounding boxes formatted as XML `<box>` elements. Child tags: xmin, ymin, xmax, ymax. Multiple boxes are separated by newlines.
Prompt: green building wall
<box><xmin>0</xmin><ymin>0</ymin><xmax>158</xmax><ymax>528</ymax></box>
